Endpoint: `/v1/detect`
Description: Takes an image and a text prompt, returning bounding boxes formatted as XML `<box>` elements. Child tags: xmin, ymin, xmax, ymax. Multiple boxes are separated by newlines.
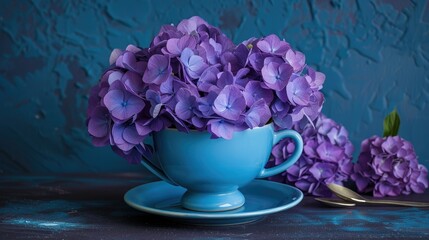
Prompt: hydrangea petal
<box><xmin>88</xmin><ymin>107</ymin><xmax>109</xmax><ymax>138</ymax></box>
<box><xmin>208</xmin><ymin>119</ymin><xmax>236</xmax><ymax>139</ymax></box>
<box><xmin>143</xmin><ymin>54</ymin><xmax>172</xmax><ymax>85</ymax></box>
<box><xmin>244</xmin><ymin>81</ymin><xmax>274</xmax><ymax>107</ymax></box>
<box><xmin>261</xmin><ymin>62</ymin><xmax>293</xmax><ymax>91</ymax></box>
<box><xmin>256</xmin><ymin>34</ymin><xmax>290</xmax><ymax>55</ymax></box>
<box><xmin>180</xmin><ymin>48</ymin><xmax>208</xmax><ymax>79</ymax></box>
<box><xmin>245</xmin><ymin>99</ymin><xmax>270</xmax><ymax>128</ymax></box>
<box><xmin>285</xmin><ymin>49</ymin><xmax>306</xmax><ymax>72</ymax></box>
<box><xmin>286</xmin><ymin>76</ymin><xmax>312</xmax><ymax>106</ymax></box>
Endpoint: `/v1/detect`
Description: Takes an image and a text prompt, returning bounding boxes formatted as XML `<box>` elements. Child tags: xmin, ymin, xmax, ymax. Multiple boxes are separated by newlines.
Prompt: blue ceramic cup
<box><xmin>141</xmin><ymin>123</ymin><xmax>303</xmax><ymax>212</ymax></box>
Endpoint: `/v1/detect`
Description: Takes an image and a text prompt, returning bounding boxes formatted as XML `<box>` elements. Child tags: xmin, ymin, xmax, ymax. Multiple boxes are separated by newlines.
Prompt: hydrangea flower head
<box><xmin>266</xmin><ymin>114</ymin><xmax>354</xmax><ymax>196</ymax></box>
<box><xmin>87</xmin><ymin>16</ymin><xmax>326</xmax><ymax>163</ymax></box>
<box><xmin>352</xmin><ymin>109</ymin><xmax>428</xmax><ymax>197</ymax></box>
<box><xmin>351</xmin><ymin>136</ymin><xmax>428</xmax><ymax>197</ymax></box>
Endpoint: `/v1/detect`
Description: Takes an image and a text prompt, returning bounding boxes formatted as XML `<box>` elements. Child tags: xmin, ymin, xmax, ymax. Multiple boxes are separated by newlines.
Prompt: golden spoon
<box><xmin>314</xmin><ymin>197</ymin><xmax>356</xmax><ymax>207</ymax></box>
<box><xmin>327</xmin><ymin>183</ymin><xmax>429</xmax><ymax>207</ymax></box>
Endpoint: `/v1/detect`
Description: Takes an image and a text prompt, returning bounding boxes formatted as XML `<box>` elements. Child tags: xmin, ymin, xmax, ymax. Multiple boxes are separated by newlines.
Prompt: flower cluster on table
<box><xmin>267</xmin><ymin>114</ymin><xmax>354</xmax><ymax>197</ymax></box>
<box><xmin>352</xmin><ymin>136</ymin><xmax>428</xmax><ymax>197</ymax></box>
<box><xmin>269</xmin><ymin>114</ymin><xmax>429</xmax><ymax>197</ymax></box>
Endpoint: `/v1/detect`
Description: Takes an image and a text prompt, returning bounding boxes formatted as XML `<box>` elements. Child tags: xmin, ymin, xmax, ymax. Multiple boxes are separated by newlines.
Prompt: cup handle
<box><xmin>257</xmin><ymin>129</ymin><xmax>303</xmax><ymax>178</ymax></box>
<box><xmin>140</xmin><ymin>136</ymin><xmax>178</xmax><ymax>186</ymax></box>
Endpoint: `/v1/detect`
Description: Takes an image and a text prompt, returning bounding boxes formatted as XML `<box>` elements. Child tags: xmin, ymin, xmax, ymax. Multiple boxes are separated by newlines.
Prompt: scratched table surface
<box><xmin>1</xmin><ymin>174</ymin><xmax>428</xmax><ymax>240</ymax></box>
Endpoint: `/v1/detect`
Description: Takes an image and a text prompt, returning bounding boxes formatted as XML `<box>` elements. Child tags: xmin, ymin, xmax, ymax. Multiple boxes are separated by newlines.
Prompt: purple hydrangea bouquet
<box><xmin>267</xmin><ymin>114</ymin><xmax>354</xmax><ymax>196</ymax></box>
<box><xmin>351</xmin><ymin>110</ymin><xmax>428</xmax><ymax>197</ymax></box>
<box><xmin>86</xmin><ymin>16</ymin><xmax>325</xmax><ymax>163</ymax></box>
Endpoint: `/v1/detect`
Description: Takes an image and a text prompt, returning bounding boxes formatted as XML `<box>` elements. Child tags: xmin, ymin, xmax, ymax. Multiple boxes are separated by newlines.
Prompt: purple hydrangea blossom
<box><xmin>256</xmin><ymin>34</ymin><xmax>290</xmax><ymax>55</ymax></box>
<box><xmin>135</xmin><ymin>113</ymin><xmax>171</xmax><ymax>137</ymax></box>
<box><xmin>284</xmin><ymin>49</ymin><xmax>306</xmax><ymax>72</ymax></box>
<box><xmin>109</xmin><ymin>49</ymin><xmax>122</xmax><ymax>65</ymax></box>
<box><xmin>143</xmin><ymin>54</ymin><xmax>172</xmax><ymax>85</ymax></box>
<box><xmin>213</xmin><ymin>85</ymin><xmax>246</xmax><ymax>121</ymax></box>
<box><xmin>116</xmin><ymin>49</ymin><xmax>147</xmax><ymax>74</ymax></box>
<box><xmin>123</xmin><ymin>71</ymin><xmax>145</xmax><ymax>96</ymax></box>
<box><xmin>207</xmin><ymin>119</ymin><xmax>238</xmax><ymax>140</ymax></box>
<box><xmin>180</xmin><ymin>48</ymin><xmax>208</xmax><ymax>80</ymax></box>
<box><xmin>164</xmin><ymin>35</ymin><xmax>197</xmax><ymax>56</ymax></box>
<box><xmin>261</xmin><ymin>62</ymin><xmax>293</xmax><ymax>91</ymax></box>
<box><xmin>243</xmin><ymin>81</ymin><xmax>274</xmax><ymax>107</ymax></box>
<box><xmin>197</xmin><ymin>66</ymin><xmax>219</xmax><ymax>92</ymax></box>
<box><xmin>197</xmin><ymin>91</ymin><xmax>217</xmax><ymax>117</ymax></box>
<box><xmin>248</xmin><ymin>52</ymin><xmax>269</xmax><ymax>71</ymax></box>
<box><xmin>111</xmin><ymin>122</ymin><xmax>144</xmax><ymax>152</ymax></box>
<box><xmin>103</xmin><ymin>82</ymin><xmax>145</xmax><ymax>121</ymax></box>
<box><xmin>286</xmin><ymin>76</ymin><xmax>312</xmax><ymax>106</ymax></box>
<box><xmin>212</xmin><ymin>71</ymin><xmax>234</xmax><ymax>93</ymax></box>
<box><xmin>87</xmin><ymin>16</ymin><xmax>326</xmax><ymax>164</ymax></box>
<box><xmin>266</xmin><ymin>115</ymin><xmax>354</xmax><ymax>197</ymax></box>
<box><xmin>245</xmin><ymin>99</ymin><xmax>271</xmax><ymax>128</ymax></box>
<box><xmin>351</xmin><ymin>136</ymin><xmax>428</xmax><ymax>197</ymax></box>
<box><xmin>270</xmin><ymin>98</ymin><xmax>292</xmax><ymax>129</ymax></box>
<box><xmin>177</xmin><ymin>16</ymin><xmax>208</xmax><ymax>34</ymax></box>
<box><xmin>87</xmin><ymin>106</ymin><xmax>110</xmax><ymax>146</ymax></box>
<box><xmin>175</xmin><ymin>88</ymin><xmax>199</xmax><ymax>120</ymax></box>
<box><xmin>306</xmin><ymin>67</ymin><xmax>325</xmax><ymax>90</ymax></box>
<box><xmin>145</xmin><ymin>89</ymin><xmax>164</xmax><ymax>118</ymax></box>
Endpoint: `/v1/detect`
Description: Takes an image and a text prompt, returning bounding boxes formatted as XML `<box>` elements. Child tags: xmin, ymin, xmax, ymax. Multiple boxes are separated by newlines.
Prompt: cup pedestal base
<box><xmin>181</xmin><ymin>190</ymin><xmax>245</xmax><ymax>212</ymax></box>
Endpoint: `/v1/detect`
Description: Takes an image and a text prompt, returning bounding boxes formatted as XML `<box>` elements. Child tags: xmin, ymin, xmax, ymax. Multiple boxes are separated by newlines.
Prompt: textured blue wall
<box><xmin>0</xmin><ymin>0</ymin><xmax>428</xmax><ymax>174</ymax></box>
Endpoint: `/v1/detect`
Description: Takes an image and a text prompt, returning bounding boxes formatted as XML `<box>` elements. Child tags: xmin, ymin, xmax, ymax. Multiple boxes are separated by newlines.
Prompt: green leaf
<box><xmin>383</xmin><ymin>109</ymin><xmax>400</xmax><ymax>137</ymax></box>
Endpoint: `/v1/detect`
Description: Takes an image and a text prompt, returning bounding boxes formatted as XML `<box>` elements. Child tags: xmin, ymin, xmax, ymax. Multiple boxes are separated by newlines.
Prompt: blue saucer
<box><xmin>124</xmin><ymin>180</ymin><xmax>303</xmax><ymax>226</ymax></box>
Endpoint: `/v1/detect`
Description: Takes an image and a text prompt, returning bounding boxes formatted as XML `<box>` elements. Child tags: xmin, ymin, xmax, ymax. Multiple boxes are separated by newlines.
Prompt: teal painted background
<box><xmin>0</xmin><ymin>0</ymin><xmax>428</xmax><ymax>174</ymax></box>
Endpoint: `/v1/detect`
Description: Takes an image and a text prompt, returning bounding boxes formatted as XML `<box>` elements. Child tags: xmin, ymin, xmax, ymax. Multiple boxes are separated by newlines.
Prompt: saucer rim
<box><xmin>124</xmin><ymin>180</ymin><xmax>303</xmax><ymax>219</ymax></box>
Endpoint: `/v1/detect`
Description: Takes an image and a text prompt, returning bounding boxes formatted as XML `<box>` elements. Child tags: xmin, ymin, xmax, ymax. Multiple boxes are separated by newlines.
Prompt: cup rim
<box><xmin>163</xmin><ymin>122</ymin><xmax>274</xmax><ymax>133</ymax></box>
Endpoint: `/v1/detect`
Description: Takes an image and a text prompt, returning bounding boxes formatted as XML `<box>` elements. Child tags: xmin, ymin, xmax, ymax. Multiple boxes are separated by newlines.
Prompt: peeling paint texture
<box><xmin>0</xmin><ymin>0</ymin><xmax>428</xmax><ymax>174</ymax></box>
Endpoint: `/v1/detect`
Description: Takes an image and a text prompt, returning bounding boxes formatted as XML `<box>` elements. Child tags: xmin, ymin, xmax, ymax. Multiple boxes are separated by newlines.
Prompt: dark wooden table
<box><xmin>1</xmin><ymin>173</ymin><xmax>428</xmax><ymax>239</ymax></box>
